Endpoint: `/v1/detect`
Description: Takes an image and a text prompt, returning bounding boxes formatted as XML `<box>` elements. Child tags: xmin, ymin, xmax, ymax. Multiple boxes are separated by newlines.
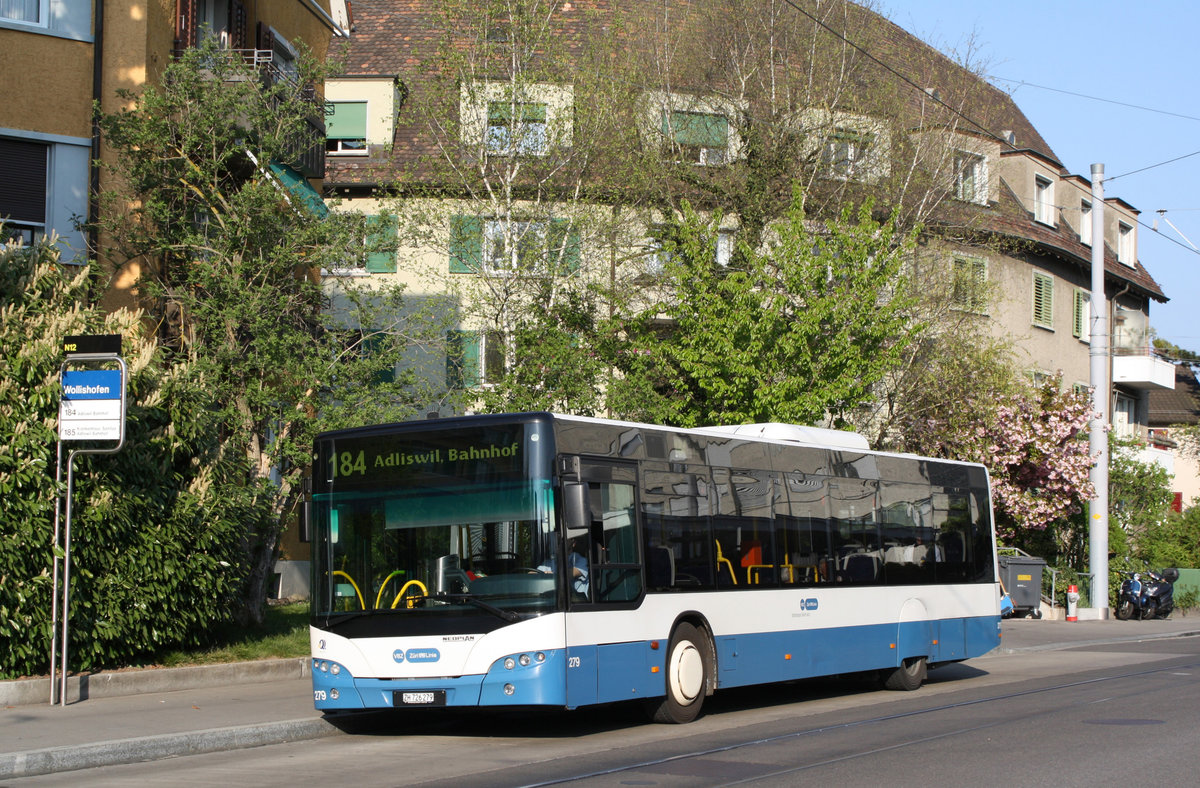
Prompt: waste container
<box><xmin>998</xmin><ymin>555</ymin><xmax>1046</xmax><ymax>618</ymax></box>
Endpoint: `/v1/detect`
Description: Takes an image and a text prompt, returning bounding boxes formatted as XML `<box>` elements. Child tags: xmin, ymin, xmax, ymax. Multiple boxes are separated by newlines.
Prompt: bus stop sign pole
<box><xmin>50</xmin><ymin>336</ymin><xmax>126</xmax><ymax>706</ymax></box>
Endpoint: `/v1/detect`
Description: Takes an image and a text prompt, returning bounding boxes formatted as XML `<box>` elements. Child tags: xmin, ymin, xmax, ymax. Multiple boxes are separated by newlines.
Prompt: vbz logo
<box><xmin>799</xmin><ymin>598</ymin><xmax>819</xmax><ymax>611</ymax></box>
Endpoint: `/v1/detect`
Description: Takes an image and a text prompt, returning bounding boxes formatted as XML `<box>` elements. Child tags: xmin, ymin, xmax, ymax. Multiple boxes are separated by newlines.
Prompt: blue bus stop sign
<box><xmin>60</xmin><ymin>369</ymin><xmax>124</xmax><ymax>441</ymax></box>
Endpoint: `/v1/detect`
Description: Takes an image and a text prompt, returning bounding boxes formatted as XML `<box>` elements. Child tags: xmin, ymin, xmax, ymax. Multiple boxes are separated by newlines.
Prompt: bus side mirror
<box><xmin>563</xmin><ymin>482</ymin><xmax>590</xmax><ymax>530</ymax></box>
<box><xmin>299</xmin><ymin>499</ymin><xmax>311</xmax><ymax>543</ymax></box>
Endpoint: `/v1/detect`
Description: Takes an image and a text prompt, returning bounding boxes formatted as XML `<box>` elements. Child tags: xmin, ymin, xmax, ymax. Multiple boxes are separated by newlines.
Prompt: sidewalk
<box><xmin>3</xmin><ymin>616</ymin><xmax>1199</xmax><ymax>780</ymax></box>
<box><xmin>0</xmin><ymin>659</ymin><xmax>332</xmax><ymax>780</ymax></box>
<box><xmin>994</xmin><ymin>612</ymin><xmax>1200</xmax><ymax>654</ymax></box>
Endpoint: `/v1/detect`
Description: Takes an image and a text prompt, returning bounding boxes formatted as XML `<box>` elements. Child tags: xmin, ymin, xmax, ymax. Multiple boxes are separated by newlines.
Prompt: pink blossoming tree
<box><xmin>904</xmin><ymin>375</ymin><xmax>1095</xmax><ymax>543</ymax></box>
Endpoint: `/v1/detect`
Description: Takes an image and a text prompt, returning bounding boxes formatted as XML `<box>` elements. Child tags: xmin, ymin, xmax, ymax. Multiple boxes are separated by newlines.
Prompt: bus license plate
<box><xmin>396</xmin><ymin>690</ymin><xmax>446</xmax><ymax>706</ymax></box>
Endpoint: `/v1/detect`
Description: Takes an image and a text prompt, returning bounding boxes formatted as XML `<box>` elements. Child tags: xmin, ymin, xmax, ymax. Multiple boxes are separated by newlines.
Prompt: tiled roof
<box><xmin>325</xmin><ymin>1</ymin><xmax>1164</xmax><ymax>304</ymax></box>
<box><xmin>328</xmin><ymin>1</ymin><xmax>1061</xmax><ymax>179</ymax></box>
<box><xmin>1149</xmin><ymin>365</ymin><xmax>1200</xmax><ymax>427</ymax></box>
<box><xmin>933</xmin><ymin>180</ymin><xmax>1166</xmax><ymax>302</ymax></box>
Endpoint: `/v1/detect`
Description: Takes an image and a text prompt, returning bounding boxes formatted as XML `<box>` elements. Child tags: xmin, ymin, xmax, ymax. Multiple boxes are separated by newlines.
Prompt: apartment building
<box><xmin>320</xmin><ymin>0</ymin><xmax>1170</xmax><ymax>446</ymax></box>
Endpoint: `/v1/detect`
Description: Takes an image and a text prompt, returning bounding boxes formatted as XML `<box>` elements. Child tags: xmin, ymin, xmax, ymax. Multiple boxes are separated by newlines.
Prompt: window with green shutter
<box><xmin>1032</xmin><ymin>271</ymin><xmax>1054</xmax><ymax>329</ymax></box>
<box><xmin>951</xmin><ymin>257</ymin><xmax>987</xmax><ymax>312</ymax></box>
<box><xmin>445</xmin><ymin>329</ymin><xmax>481</xmax><ymax>389</ymax></box>
<box><xmin>450</xmin><ymin>215</ymin><xmax>483</xmax><ymax>273</ymax></box>
<box><xmin>445</xmin><ymin>329</ymin><xmax>505</xmax><ymax>388</ymax></box>
<box><xmin>662</xmin><ymin>110</ymin><xmax>728</xmax><ymax>165</ymax></box>
<box><xmin>326</xmin><ymin>101</ymin><xmax>368</xmax><ymax>155</ymax></box>
<box><xmin>451</xmin><ymin>215</ymin><xmax>579</xmax><ymax>275</ymax></box>
<box><xmin>1072</xmin><ymin>289</ymin><xmax>1090</xmax><ymax>341</ymax></box>
<box><xmin>361</xmin><ymin>331</ymin><xmax>396</xmax><ymax>384</ymax></box>
<box><xmin>365</xmin><ymin>214</ymin><xmax>398</xmax><ymax>273</ymax></box>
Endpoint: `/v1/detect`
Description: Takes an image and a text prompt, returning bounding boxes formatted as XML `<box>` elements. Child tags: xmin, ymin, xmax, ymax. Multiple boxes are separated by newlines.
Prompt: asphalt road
<box><xmin>8</xmin><ymin>633</ymin><xmax>1198</xmax><ymax>787</ymax></box>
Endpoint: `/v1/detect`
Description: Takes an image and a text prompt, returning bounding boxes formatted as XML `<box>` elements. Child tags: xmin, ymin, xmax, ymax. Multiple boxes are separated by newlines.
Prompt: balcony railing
<box><xmin>1112</xmin><ymin>349</ymin><xmax>1175</xmax><ymax>390</ymax></box>
<box><xmin>180</xmin><ymin>47</ymin><xmax>327</xmax><ymax>180</ymax></box>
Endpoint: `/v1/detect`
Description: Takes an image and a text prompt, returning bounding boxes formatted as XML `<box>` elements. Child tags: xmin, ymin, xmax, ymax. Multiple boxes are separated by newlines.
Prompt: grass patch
<box><xmin>155</xmin><ymin>601</ymin><xmax>309</xmax><ymax>668</ymax></box>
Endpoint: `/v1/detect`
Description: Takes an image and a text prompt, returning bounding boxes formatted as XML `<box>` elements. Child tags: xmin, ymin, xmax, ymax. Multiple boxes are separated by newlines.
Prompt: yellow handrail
<box><xmin>374</xmin><ymin>570</ymin><xmax>407</xmax><ymax>609</ymax></box>
<box><xmin>714</xmin><ymin>540</ymin><xmax>737</xmax><ymax>586</ymax></box>
<box><xmin>333</xmin><ymin>570</ymin><xmax>365</xmax><ymax>610</ymax></box>
<box><xmin>391</xmin><ymin>579</ymin><xmax>430</xmax><ymax>609</ymax></box>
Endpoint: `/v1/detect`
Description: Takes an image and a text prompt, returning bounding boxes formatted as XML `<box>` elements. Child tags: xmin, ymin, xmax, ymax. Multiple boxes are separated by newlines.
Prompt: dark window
<box><xmin>0</xmin><ymin>137</ymin><xmax>48</xmax><ymax>244</ymax></box>
<box><xmin>829</xmin><ymin>478</ymin><xmax>881</xmax><ymax>584</ymax></box>
<box><xmin>588</xmin><ymin>480</ymin><xmax>641</xmax><ymax>603</ymax></box>
<box><xmin>877</xmin><ymin>480</ymin><xmax>935</xmax><ymax>585</ymax></box>
<box><xmin>776</xmin><ymin>472</ymin><xmax>831</xmax><ymax>586</ymax></box>
<box><xmin>641</xmin><ymin>467</ymin><xmax>712</xmax><ymax>590</ymax></box>
<box><xmin>712</xmin><ymin>468</ymin><xmax>778</xmax><ymax>587</ymax></box>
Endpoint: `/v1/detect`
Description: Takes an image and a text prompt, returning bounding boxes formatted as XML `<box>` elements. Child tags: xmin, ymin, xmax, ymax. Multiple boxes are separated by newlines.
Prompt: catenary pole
<box><xmin>1089</xmin><ymin>163</ymin><xmax>1110</xmax><ymax>615</ymax></box>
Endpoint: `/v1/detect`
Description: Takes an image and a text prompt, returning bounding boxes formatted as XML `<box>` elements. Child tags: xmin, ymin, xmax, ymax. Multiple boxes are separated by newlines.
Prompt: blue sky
<box><xmin>878</xmin><ymin>1</ymin><xmax>1200</xmax><ymax>353</ymax></box>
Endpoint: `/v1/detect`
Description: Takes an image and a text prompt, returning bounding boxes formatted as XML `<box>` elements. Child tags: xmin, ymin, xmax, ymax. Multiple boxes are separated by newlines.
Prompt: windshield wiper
<box><xmin>419</xmin><ymin>593</ymin><xmax>521</xmax><ymax>623</ymax></box>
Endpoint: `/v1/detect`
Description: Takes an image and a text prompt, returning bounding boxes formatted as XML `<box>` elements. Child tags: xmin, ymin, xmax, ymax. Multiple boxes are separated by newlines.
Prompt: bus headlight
<box><xmin>504</xmin><ymin>657</ymin><xmax>516</xmax><ymax>670</ymax></box>
<box><xmin>518</xmin><ymin>654</ymin><xmax>532</xmax><ymax>667</ymax></box>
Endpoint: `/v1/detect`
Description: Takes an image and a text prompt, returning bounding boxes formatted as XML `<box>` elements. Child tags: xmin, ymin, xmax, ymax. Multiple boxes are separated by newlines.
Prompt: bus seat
<box><xmin>840</xmin><ymin>552</ymin><xmax>879</xmax><ymax>583</ymax></box>
<box><xmin>790</xmin><ymin>553</ymin><xmax>818</xmax><ymax>583</ymax></box>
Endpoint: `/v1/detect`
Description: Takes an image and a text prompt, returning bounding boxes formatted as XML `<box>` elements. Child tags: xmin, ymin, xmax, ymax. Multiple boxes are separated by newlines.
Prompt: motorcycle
<box><xmin>1114</xmin><ymin>568</ymin><xmax>1178</xmax><ymax>620</ymax></box>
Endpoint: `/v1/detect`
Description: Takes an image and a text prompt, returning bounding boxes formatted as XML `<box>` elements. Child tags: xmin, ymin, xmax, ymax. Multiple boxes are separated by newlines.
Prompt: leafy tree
<box><xmin>475</xmin><ymin>285</ymin><xmax>607</xmax><ymax>415</ymax></box>
<box><xmin>1139</xmin><ymin>506</ymin><xmax>1200</xmax><ymax>570</ymax></box>
<box><xmin>617</xmin><ymin>0</ymin><xmax>1004</xmax><ymax>253</ymax></box>
<box><xmin>0</xmin><ymin>236</ymin><xmax>251</xmax><ymax>676</ymax></box>
<box><xmin>1109</xmin><ymin>436</ymin><xmax>1174</xmax><ymax>549</ymax></box>
<box><xmin>1152</xmin><ymin>336</ymin><xmax>1200</xmax><ymax>368</ymax></box>
<box><xmin>93</xmin><ymin>42</ymin><xmax>449</xmax><ymax>624</ymax></box>
<box><xmin>603</xmin><ymin>188</ymin><xmax>919</xmax><ymax>427</ymax></box>
<box><xmin>1104</xmin><ymin>435</ymin><xmax>1198</xmax><ymax>577</ymax></box>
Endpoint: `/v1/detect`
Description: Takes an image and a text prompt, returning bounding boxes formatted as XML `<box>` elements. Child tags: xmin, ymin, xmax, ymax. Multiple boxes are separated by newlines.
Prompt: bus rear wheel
<box><xmin>881</xmin><ymin>656</ymin><xmax>927</xmax><ymax>691</ymax></box>
<box><xmin>648</xmin><ymin>622</ymin><xmax>710</xmax><ymax>724</ymax></box>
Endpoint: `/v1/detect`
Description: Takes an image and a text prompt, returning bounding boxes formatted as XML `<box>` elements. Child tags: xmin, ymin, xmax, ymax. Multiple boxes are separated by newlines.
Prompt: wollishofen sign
<box><xmin>52</xmin><ymin>353</ymin><xmax>127</xmax><ymax>704</ymax></box>
<box><xmin>59</xmin><ymin>369</ymin><xmax>124</xmax><ymax>441</ymax></box>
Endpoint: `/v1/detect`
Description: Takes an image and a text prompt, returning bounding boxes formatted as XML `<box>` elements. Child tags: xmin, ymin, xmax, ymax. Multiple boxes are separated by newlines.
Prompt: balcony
<box><xmin>1112</xmin><ymin>351</ymin><xmax>1175</xmax><ymax>390</ymax></box>
<box><xmin>186</xmin><ymin>48</ymin><xmax>327</xmax><ymax>180</ymax></box>
<box><xmin>1135</xmin><ymin>443</ymin><xmax>1175</xmax><ymax>476</ymax></box>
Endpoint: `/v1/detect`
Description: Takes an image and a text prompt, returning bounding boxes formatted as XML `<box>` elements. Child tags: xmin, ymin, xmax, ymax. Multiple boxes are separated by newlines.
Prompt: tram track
<box><xmin>517</xmin><ymin>656</ymin><xmax>1200</xmax><ymax>787</ymax></box>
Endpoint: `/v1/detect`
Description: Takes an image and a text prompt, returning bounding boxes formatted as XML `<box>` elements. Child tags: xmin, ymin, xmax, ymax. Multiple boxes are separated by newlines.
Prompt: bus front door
<box><xmin>563</xmin><ymin>460</ymin><xmax>646</xmax><ymax>708</ymax></box>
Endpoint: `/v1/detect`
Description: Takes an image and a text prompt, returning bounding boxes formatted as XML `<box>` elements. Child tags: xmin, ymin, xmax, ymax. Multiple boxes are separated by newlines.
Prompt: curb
<box><xmin>0</xmin><ymin>657</ymin><xmax>310</xmax><ymax>708</ymax></box>
<box><xmin>0</xmin><ymin>716</ymin><xmax>338</xmax><ymax>780</ymax></box>
<box><xmin>995</xmin><ymin>628</ymin><xmax>1200</xmax><ymax>655</ymax></box>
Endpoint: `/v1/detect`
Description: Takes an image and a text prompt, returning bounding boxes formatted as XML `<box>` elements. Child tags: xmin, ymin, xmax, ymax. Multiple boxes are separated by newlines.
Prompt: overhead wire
<box><xmin>989</xmin><ymin>76</ymin><xmax>1200</xmax><ymax>124</ymax></box>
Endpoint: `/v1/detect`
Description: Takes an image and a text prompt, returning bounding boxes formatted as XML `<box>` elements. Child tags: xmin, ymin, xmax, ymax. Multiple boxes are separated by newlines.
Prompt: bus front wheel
<box><xmin>648</xmin><ymin>622</ymin><xmax>710</xmax><ymax>724</ymax></box>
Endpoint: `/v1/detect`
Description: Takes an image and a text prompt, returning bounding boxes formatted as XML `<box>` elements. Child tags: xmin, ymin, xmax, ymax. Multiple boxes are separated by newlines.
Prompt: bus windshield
<box><xmin>310</xmin><ymin>421</ymin><xmax>559</xmax><ymax>621</ymax></box>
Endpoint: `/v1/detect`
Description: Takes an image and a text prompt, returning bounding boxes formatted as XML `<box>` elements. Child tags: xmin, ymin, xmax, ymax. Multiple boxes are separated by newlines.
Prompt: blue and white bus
<box><xmin>308</xmin><ymin>413</ymin><xmax>1000</xmax><ymax>723</ymax></box>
